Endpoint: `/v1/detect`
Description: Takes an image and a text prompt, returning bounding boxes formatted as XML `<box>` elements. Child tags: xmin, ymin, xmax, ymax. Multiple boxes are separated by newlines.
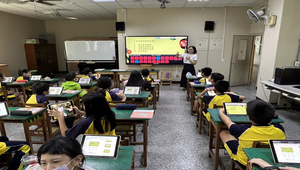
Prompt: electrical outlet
<box><xmin>294</xmin><ymin>60</ymin><xmax>299</xmax><ymax>67</ymax></box>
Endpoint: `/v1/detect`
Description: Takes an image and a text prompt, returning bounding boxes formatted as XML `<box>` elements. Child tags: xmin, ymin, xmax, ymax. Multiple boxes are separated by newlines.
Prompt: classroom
<box><xmin>1</xmin><ymin>0</ymin><xmax>300</xmax><ymax>169</ymax></box>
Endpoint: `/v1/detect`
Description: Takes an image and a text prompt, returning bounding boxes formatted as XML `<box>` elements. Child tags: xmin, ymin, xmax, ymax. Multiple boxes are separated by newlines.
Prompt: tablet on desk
<box><xmin>49</xmin><ymin>87</ymin><xmax>64</xmax><ymax>95</ymax></box>
<box><xmin>78</xmin><ymin>78</ymin><xmax>91</xmax><ymax>84</ymax></box>
<box><xmin>124</xmin><ymin>86</ymin><xmax>141</xmax><ymax>95</ymax></box>
<box><xmin>0</xmin><ymin>102</ymin><xmax>9</xmax><ymax>117</ymax></box>
<box><xmin>2</xmin><ymin>77</ymin><xmax>13</xmax><ymax>83</ymax></box>
<box><xmin>30</xmin><ymin>75</ymin><xmax>42</xmax><ymax>81</ymax></box>
<box><xmin>223</xmin><ymin>102</ymin><xmax>247</xmax><ymax>115</ymax></box>
<box><xmin>81</xmin><ymin>135</ymin><xmax>121</xmax><ymax>159</ymax></box>
<box><xmin>270</xmin><ymin>140</ymin><xmax>300</xmax><ymax>166</ymax></box>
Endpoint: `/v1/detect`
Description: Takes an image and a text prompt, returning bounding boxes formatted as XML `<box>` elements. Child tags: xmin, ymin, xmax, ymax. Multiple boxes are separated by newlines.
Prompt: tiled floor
<box><xmin>3</xmin><ymin>80</ymin><xmax>300</xmax><ymax>170</ymax></box>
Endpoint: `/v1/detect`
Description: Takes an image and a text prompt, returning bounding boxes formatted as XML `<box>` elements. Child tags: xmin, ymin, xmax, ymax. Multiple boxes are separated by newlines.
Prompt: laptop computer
<box><xmin>30</xmin><ymin>75</ymin><xmax>42</xmax><ymax>81</ymax></box>
<box><xmin>124</xmin><ymin>86</ymin><xmax>141</xmax><ymax>95</ymax></box>
<box><xmin>0</xmin><ymin>102</ymin><xmax>9</xmax><ymax>117</ymax></box>
<box><xmin>2</xmin><ymin>77</ymin><xmax>13</xmax><ymax>83</ymax></box>
<box><xmin>269</xmin><ymin>140</ymin><xmax>300</xmax><ymax>166</ymax></box>
<box><xmin>78</xmin><ymin>78</ymin><xmax>91</xmax><ymax>84</ymax></box>
<box><xmin>81</xmin><ymin>135</ymin><xmax>121</xmax><ymax>159</ymax></box>
<box><xmin>223</xmin><ymin>102</ymin><xmax>247</xmax><ymax>115</ymax></box>
<box><xmin>49</xmin><ymin>87</ymin><xmax>64</xmax><ymax>95</ymax></box>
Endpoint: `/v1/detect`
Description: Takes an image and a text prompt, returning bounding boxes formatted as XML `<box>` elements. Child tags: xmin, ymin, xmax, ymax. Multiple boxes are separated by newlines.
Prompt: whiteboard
<box><xmin>65</xmin><ymin>41</ymin><xmax>116</xmax><ymax>61</ymax></box>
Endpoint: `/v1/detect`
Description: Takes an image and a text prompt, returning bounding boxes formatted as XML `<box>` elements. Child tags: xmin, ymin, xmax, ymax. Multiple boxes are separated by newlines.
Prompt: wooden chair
<box><xmin>198</xmin><ymin>102</ymin><xmax>222</xmax><ymax>135</ymax></box>
<box><xmin>0</xmin><ymin>86</ymin><xmax>21</xmax><ymax>107</ymax></box>
<box><xmin>0</xmin><ymin>153</ymin><xmax>11</xmax><ymax>168</ymax></box>
<box><xmin>230</xmin><ymin>141</ymin><xmax>269</xmax><ymax>170</ymax></box>
<box><xmin>160</xmin><ymin>71</ymin><xmax>172</xmax><ymax>85</ymax></box>
<box><xmin>119</xmin><ymin>137</ymin><xmax>135</xmax><ymax>170</ymax></box>
<box><xmin>140</xmin><ymin>64</ymin><xmax>152</xmax><ymax>70</ymax></box>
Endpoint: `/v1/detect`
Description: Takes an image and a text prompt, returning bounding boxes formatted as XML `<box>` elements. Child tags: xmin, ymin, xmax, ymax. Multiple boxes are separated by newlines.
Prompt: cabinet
<box><xmin>24</xmin><ymin>44</ymin><xmax>59</xmax><ymax>74</ymax></box>
<box><xmin>0</xmin><ymin>64</ymin><xmax>10</xmax><ymax>76</ymax></box>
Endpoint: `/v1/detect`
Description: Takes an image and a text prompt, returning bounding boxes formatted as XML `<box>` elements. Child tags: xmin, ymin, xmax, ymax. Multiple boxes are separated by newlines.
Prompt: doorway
<box><xmin>250</xmin><ymin>35</ymin><xmax>262</xmax><ymax>87</ymax></box>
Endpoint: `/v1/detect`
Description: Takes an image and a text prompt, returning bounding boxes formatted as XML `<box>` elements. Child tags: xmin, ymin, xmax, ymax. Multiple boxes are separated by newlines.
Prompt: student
<box><xmin>26</xmin><ymin>136</ymin><xmax>92</xmax><ymax>170</ymax></box>
<box><xmin>127</xmin><ymin>71</ymin><xmax>151</xmax><ymax>90</ymax></box>
<box><xmin>81</xmin><ymin>67</ymin><xmax>98</xmax><ymax>80</ymax></box>
<box><xmin>206</xmin><ymin>72</ymin><xmax>224</xmax><ymax>89</ymax></box>
<box><xmin>219</xmin><ymin>100</ymin><xmax>286</xmax><ymax>169</ymax></box>
<box><xmin>248</xmin><ymin>158</ymin><xmax>298</xmax><ymax>170</ymax></box>
<box><xmin>0</xmin><ymin>72</ymin><xmax>23</xmax><ymax>102</ymax></box>
<box><xmin>141</xmin><ymin>69</ymin><xmax>154</xmax><ymax>83</ymax></box>
<box><xmin>198</xmin><ymin>80</ymin><xmax>245</xmax><ymax>120</ymax></box>
<box><xmin>197</xmin><ymin>67</ymin><xmax>212</xmax><ymax>84</ymax></box>
<box><xmin>16</xmin><ymin>69</ymin><xmax>31</xmax><ymax>81</ymax></box>
<box><xmin>26</xmin><ymin>82</ymin><xmax>49</xmax><ymax>104</ymax></box>
<box><xmin>97</xmin><ymin>76</ymin><xmax>126</xmax><ymax>102</ymax></box>
<box><xmin>61</xmin><ymin>72</ymin><xmax>87</xmax><ymax>97</ymax></box>
<box><xmin>0</xmin><ymin>136</ymin><xmax>30</xmax><ymax>170</ymax></box>
<box><xmin>48</xmin><ymin>92</ymin><xmax>116</xmax><ymax>138</ymax></box>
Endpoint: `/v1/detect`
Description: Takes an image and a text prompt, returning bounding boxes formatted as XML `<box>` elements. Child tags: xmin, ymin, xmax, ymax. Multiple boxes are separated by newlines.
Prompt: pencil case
<box><xmin>16</xmin><ymin>80</ymin><xmax>28</xmax><ymax>82</ymax></box>
<box><xmin>10</xmin><ymin>110</ymin><xmax>32</xmax><ymax>116</ymax></box>
<box><xmin>194</xmin><ymin>80</ymin><xmax>201</xmax><ymax>84</ymax></box>
<box><xmin>116</xmin><ymin>104</ymin><xmax>137</xmax><ymax>110</ymax></box>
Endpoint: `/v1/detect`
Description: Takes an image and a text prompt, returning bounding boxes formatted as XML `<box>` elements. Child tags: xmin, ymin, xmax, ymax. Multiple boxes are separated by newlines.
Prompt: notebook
<box><xmin>2</xmin><ymin>77</ymin><xmax>13</xmax><ymax>83</ymax></box>
<box><xmin>78</xmin><ymin>78</ymin><xmax>91</xmax><ymax>84</ymax></box>
<box><xmin>49</xmin><ymin>87</ymin><xmax>64</xmax><ymax>95</ymax></box>
<box><xmin>269</xmin><ymin>140</ymin><xmax>300</xmax><ymax>165</ymax></box>
<box><xmin>30</xmin><ymin>75</ymin><xmax>42</xmax><ymax>81</ymax></box>
<box><xmin>223</xmin><ymin>102</ymin><xmax>247</xmax><ymax>115</ymax></box>
<box><xmin>81</xmin><ymin>135</ymin><xmax>121</xmax><ymax>159</ymax></box>
<box><xmin>0</xmin><ymin>102</ymin><xmax>9</xmax><ymax>117</ymax></box>
<box><xmin>130</xmin><ymin>110</ymin><xmax>154</xmax><ymax>119</ymax></box>
<box><xmin>124</xmin><ymin>86</ymin><xmax>141</xmax><ymax>95</ymax></box>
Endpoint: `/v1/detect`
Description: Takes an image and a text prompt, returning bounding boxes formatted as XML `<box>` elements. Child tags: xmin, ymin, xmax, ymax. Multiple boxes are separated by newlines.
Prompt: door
<box><xmin>229</xmin><ymin>35</ymin><xmax>254</xmax><ymax>86</ymax></box>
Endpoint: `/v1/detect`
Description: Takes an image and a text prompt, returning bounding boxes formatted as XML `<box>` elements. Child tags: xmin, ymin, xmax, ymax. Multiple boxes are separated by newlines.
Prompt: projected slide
<box><xmin>125</xmin><ymin>36</ymin><xmax>187</xmax><ymax>65</ymax></box>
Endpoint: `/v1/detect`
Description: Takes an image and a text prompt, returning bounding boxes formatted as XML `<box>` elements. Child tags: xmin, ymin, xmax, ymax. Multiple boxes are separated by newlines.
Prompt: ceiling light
<box><xmin>92</xmin><ymin>0</ymin><xmax>115</xmax><ymax>2</ymax></box>
<box><xmin>66</xmin><ymin>16</ymin><xmax>78</xmax><ymax>20</ymax></box>
<box><xmin>160</xmin><ymin>2</ymin><xmax>166</xmax><ymax>9</ymax></box>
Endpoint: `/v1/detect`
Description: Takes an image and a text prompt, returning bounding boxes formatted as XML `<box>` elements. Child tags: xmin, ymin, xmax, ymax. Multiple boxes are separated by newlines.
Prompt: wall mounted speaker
<box><xmin>204</xmin><ymin>21</ymin><xmax>215</xmax><ymax>31</ymax></box>
<box><xmin>116</xmin><ymin>22</ymin><xmax>125</xmax><ymax>31</ymax></box>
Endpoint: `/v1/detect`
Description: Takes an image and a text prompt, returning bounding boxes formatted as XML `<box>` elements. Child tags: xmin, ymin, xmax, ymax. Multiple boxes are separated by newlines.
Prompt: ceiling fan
<box><xmin>35</xmin><ymin>9</ymin><xmax>77</xmax><ymax>19</ymax></box>
<box><xmin>0</xmin><ymin>0</ymin><xmax>61</xmax><ymax>6</ymax></box>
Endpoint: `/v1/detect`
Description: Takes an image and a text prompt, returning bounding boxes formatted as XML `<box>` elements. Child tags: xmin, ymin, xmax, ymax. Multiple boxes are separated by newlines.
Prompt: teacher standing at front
<box><xmin>176</xmin><ymin>46</ymin><xmax>198</xmax><ymax>90</ymax></box>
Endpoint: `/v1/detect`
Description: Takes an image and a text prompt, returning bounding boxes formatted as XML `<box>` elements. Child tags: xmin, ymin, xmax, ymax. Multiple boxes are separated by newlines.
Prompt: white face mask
<box><xmin>51</xmin><ymin>159</ymin><xmax>74</xmax><ymax>170</ymax></box>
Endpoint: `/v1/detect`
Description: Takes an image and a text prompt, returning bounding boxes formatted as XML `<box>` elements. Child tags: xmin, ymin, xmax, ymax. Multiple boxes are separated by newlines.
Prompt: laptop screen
<box><xmin>270</xmin><ymin>140</ymin><xmax>300</xmax><ymax>165</ymax></box>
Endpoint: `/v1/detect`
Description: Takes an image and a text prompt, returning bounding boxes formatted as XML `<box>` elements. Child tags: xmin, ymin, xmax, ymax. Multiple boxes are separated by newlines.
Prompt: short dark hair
<box><xmin>201</xmin><ymin>67</ymin><xmax>212</xmax><ymax>77</ymax></box>
<box><xmin>82</xmin><ymin>67</ymin><xmax>92</xmax><ymax>75</ymax></box>
<box><xmin>0</xmin><ymin>73</ymin><xmax>3</xmax><ymax>79</ymax></box>
<box><xmin>187</xmin><ymin>46</ymin><xmax>197</xmax><ymax>54</ymax></box>
<box><xmin>141</xmin><ymin>69</ymin><xmax>150</xmax><ymax>77</ymax></box>
<box><xmin>210</xmin><ymin>73</ymin><xmax>224</xmax><ymax>82</ymax></box>
<box><xmin>18</xmin><ymin>69</ymin><xmax>30</xmax><ymax>76</ymax></box>
<box><xmin>32</xmin><ymin>82</ymin><xmax>50</xmax><ymax>95</ymax></box>
<box><xmin>97</xmin><ymin>76</ymin><xmax>111</xmax><ymax>89</ymax></box>
<box><xmin>214</xmin><ymin>80</ymin><xmax>229</xmax><ymax>93</ymax></box>
<box><xmin>247</xmin><ymin>100</ymin><xmax>275</xmax><ymax>125</ymax></box>
<box><xmin>65</xmin><ymin>72</ymin><xmax>76</xmax><ymax>81</ymax></box>
<box><xmin>37</xmin><ymin>137</ymin><xmax>85</xmax><ymax>165</ymax></box>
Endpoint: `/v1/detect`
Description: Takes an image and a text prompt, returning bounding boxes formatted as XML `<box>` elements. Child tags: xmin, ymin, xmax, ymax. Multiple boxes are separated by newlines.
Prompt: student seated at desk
<box><xmin>25</xmin><ymin>137</ymin><xmax>92</xmax><ymax>170</ymax></box>
<box><xmin>49</xmin><ymin>92</ymin><xmax>116</xmax><ymax>138</ymax></box>
<box><xmin>249</xmin><ymin>158</ymin><xmax>298</xmax><ymax>170</ymax></box>
<box><xmin>206</xmin><ymin>72</ymin><xmax>224</xmax><ymax>89</ymax></box>
<box><xmin>16</xmin><ymin>69</ymin><xmax>31</xmax><ymax>81</ymax></box>
<box><xmin>0</xmin><ymin>136</ymin><xmax>30</xmax><ymax>170</ymax></box>
<box><xmin>97</xmin><ymin>76</ymin><xmax>126</xmax><ymax>102</ymax></box>
<box><xmin>81</xmin><ymin>67</ymin><xmax>98</xmax><ymax>80</ymax></box>
<box><xmin>197</xmin><ymin>67</ymin><xmax>212</xmax><ymax>83</ymax></box>
<box><xmin>0</xmin><ymin>72</ymin><xmax>23</xmax><ymax>102</ymax></box>
<box><xmin>61</xmin><ymin>72</ymin><xmax>87</xmax><ymax>98</ymax></box>
<box><xmin>198</xmin><ymin>80</ymin><xmax>245</xmax><ymax>119</ymax></box>
<box><xmin>26</xmin><ymin>82</ymin><xmax>49</xmax><ymax>105</ymax></box>
<box><xmin>141</xmin><ymin>69</ymin><xmax>154</xmax><ymax>83</ymax></box>
<box><xmin>219</xmin><ymin>100</ymin><xmax>286</xmax><ymax>169</ymax></box>
<box><xmin>127</xmin><ymin>71</ymin><xmax>152</xmax><ymax>91</ymax></box>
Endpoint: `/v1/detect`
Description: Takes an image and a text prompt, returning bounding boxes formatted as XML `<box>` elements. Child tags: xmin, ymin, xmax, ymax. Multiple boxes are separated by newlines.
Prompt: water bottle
<box><xmin>166</xmin><ymin>72</ymin><xmax>170</xmax><ymax>79</ymax></box>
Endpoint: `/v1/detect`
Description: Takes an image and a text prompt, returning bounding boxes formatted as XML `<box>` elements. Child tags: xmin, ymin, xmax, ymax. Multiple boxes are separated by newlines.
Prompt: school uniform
<box><xmin>16</xmin><ymin>76</ymin><xmax>30</xmax><ymax>81</ymax></box>
<box><xmin>202</xmin><ymin>93</ymin><xmax>240</xmax><ymax>121</ymax></box>
<box><xmin>103</xmin><ymin>91</ymin><xmax>122</xmax><ymax>102</ymax></box>
<box><xmin>0</xmin><ymin>136</ymin><xmax>30</xmax><ymax>170</ymax></box>
<box><xmin>143</xmin><ymin>76</ymin><xmax>154</xmax><ymax>83</ymax></box>
<box><xmin>26</xmin><ymin>94</ymin><xmax>48</xmax><ymax>104</ymax></box>
<box><xmin>65</xmin><ymin>117</ymin><xmax>116</xmax><ymax>139</ymax></box>
<box><xmin>180</xmin><ymin>54</ymin><xmax>197</xmax><ymax>88</ymax></box>
<box><xmin>61</xmin><ymin>81</ymin><xmax>87</xmax><ymax>97</ymax></box>
<box><xmin>206</xmin><ymin>84</ymin><xmax>214</xmax><ymax>88</ymax></box>
<box><xmin>197</xmin><ymin>77</ymin><xmax>207</xmax><ymax>84</ymax></box>
<box><xmin>82</xmin><ymin>75</ymin><xmax>96</xmax><ymax>80</ymax></box>
<box><xmin>225</xmin><ymin>123</ymin><xmax>286</xmax><ymax>167</ymax></box>
<box><xmin>0</xmin><ymin>82</ymin><xmax>16</xmax><ymax>101</ymax></box>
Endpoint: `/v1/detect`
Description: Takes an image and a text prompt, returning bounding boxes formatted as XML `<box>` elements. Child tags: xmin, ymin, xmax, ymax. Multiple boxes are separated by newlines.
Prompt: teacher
<box><xmin>176</xmin><ymin>46</ymin><xmax>198</xmax><ymax>90</ymax></box>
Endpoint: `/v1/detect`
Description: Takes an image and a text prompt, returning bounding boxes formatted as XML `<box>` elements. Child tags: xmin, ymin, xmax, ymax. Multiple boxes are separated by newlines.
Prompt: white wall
<box><xmin>117</xmin><ymin>7</ymin><xmax>251</xmax><ymax>81</ymax></box>
<box><xmin>0</xmin><ymin>11</ymin><xmax>46</xmax><ymax>76</ymax></box>
<box><xmin>45</xmin><ymin>20</ymin><xmax>117</xmax><ymax>71</ymax></box>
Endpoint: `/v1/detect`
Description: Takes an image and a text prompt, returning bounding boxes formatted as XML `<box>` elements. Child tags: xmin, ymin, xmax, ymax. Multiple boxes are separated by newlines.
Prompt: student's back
<box><xmin>26</xmin><ymin>82</ymin><xmax>49</xmax><ymax>105</ymax></box>
<box><xmin>97</xmin><ymin>76</ymin><xmax>125</xmax><ymax>102</ymax></box>
<box><xmin>61</xmin><ymin>72</ymin><xmax>87</xmax><ymax>97</ymax></box>
<box><xmin>127</xmin><ymin>71</ymin><xmax>152</xmax><ymax>91</ymax></box>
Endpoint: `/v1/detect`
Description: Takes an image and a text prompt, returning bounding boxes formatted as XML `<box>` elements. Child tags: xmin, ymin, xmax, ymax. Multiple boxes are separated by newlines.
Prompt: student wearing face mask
<box><xmin>25</xmin><ymin>137</ymin><xmax>94</xmax><ymax>170</ymax></box>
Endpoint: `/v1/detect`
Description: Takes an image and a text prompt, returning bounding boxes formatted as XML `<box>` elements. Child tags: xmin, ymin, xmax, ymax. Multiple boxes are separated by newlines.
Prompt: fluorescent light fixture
<box><xmin>92</xmin><ymin>0</ymin><xmax>115</xmax><ymax>2</ymax></box>
<box><xmin>66</xmin><ymin>16</ymin><xmax>78</xmax><ymax>20</ymax></box>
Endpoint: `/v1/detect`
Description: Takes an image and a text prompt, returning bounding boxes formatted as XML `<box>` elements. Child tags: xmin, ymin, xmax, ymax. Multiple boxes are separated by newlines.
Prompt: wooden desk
<box><xmin>80</xmin><ymin>82</ymin><xmax>98</xmax><ymax>93</ymax></box>
<box><xmin>244</xmin><ymin>148</ymin><xmax>300</xmax><ymax>170</ymax></box>
<box><xmin>208</xmin><ymin>109</ymin><xmax>284</xmax><ymax>170</ymax></box>
<box><xmin>7</xmin><ymin>81</ymin><xmax>36</xmax><ymax>102</ymax></box>
<box><xmin>111</xmin><ymin>107</ymin><xmax>153</xmax><ymax>167</ymax></box>
<box><xmin>94</xmin><ymin>69</ymin><xmax>117</xmax><ymax>87</ymax></box>
<box><xmin>38</xmin><ymin>78</ymin><xmax>60</xmax><ymax>87</ymax></box>
<box><xmin>190</xmin><ymin>83</ymin><xmax>206</xmax><ymax>115</ymax></box>
<box><xmin>125</xmin><ymin>91</ymin><xmax>151</xmax><ymax>108</ymax></box>
<box><xmin>186</xmin><ymin>75</ymin><xmax>199</xmax><ymax>101</ymax></box>
<box><xmin>46</xmin><ymin>91</ymin><xmax>81</xmax><ymax>108</ymax></box>
<box><xmin>0</xmin><ymin>107</ymin><xmax>48</xmax><ymax>154</ymax></box>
